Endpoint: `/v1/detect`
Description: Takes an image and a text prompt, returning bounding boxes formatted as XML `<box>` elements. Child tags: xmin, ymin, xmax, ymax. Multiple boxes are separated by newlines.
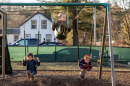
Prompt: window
<box><xmin>14</xmin><ymin>35</ymin><xmax>19</xmax><ymax>41</ymax></box>
<box><xmin>18</xmin><ymin>40</ymin><xmax>28</xmax><ymax>45</ymax></box>
<box><xmin>41</xmin><ymin>20</ymin><xmax>47</xmax><ymax>29</ymax></box>
<box><xmin>25</xmin><ymin>34</ymin><xmax>31</xmax><ymax>38</ymax></box>
<box><xmin>30</xmin><ymin>39</ymin><xmax>37</xmax><ymax>45</ymax></box>
<box><xmin>46</xmin><ymin>34</ymin><xmax>51</xmax><ymax>42</ymax></box>
<box><xmin>35</xmin><ymin>34</ymin><xmax>41</xmax><ymax>43</ymax></box>
<box><xmin>31</xmin><ymin>20</ymin><xmax>37</xmax><ymax>29</ymax></box>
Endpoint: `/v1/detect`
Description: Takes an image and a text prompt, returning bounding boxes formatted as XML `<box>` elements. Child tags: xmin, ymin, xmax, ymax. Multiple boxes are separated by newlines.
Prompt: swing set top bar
<box><xmin>0</xmin><ymin>3</ymin><xmax>110</xmax><ymax>11</ymax></box>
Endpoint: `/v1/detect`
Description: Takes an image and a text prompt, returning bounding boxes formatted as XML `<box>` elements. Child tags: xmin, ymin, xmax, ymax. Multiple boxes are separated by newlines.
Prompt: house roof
<box><xmin>0</xmin><ymin>28</ymin><xmax>20</xmax><ymax>34</ymax></box>
<box><xmin>20</xmin><ymin>11</ymin><xmax>52</xmax><ymax>26</ymax></box>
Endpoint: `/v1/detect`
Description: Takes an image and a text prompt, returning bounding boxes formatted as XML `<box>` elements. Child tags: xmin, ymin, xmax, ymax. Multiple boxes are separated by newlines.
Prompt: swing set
<box><xmin>0</xmin><ymin>3</ymin><xmax>115</xmax><ymax>86</ymax></box>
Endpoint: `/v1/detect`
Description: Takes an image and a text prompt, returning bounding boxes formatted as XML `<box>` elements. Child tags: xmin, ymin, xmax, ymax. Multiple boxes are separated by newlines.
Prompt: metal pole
<box><xmin>55</xmin><ymin>44</ymin><xmax>56</xmax><ymax>62</ymax></box>
<box><xmin>108</xmin><ymin>11</ymin><xmax>116</xmax><ymax>86</ymax></box>
<box><xmin>84</xmin><ymin>32</ymin><xmax>85</xmax><ymax>45</ymax></box>
<box><xmin>24</xmin><ymin>30</ymin><xmax>26</xmax><ymax>56</ymax></box>
<box><xmin>99</xmin><ymin>13</ymin><xmax>107</xmax><ymax>79</ymax></box>
<box><xmin>37</xmin><ymin>31</ymin><xmax>39</xmax><ymax>57</ymax></box>
<box><xmin>94</xmin><ymin>0</ymin><xmax>96</xmax><ymax>46</ymax></box>
<box><xmin>53</xmin><ymin>38</ymin><xmax>56</xmax><ymax>62</ymax></box>
<box><xmin>67</xmin><ymin>6</ymin><xmax>69</xmax><ymax>25</ymax></box>
<box><xmin>0</xmin><ymin>3</ymin><xmax>109</xmax><ymax>7</ymax></box>
<box><xmin>50</xmin><ymin>6</ymin><xmax>53</xmax><ymax>23</ymax></box>
<box><xmin>90</xmin><ymin>29</ymin><xmax>92</xmax><ymax>55</ymax></box>
<box><xmin>27</xmin><ymin>46</ymin><xmax>28</xmax><ymax>54</ymax></box>
<box><xmin>2</xmin><ymin>13</ymin><xmax>5</xmax><ymax>79</ymax></box>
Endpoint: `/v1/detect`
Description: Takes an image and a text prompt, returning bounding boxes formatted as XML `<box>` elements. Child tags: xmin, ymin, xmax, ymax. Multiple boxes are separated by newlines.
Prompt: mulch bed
<box><xmin>0</xmin><ymin>70</ymin><xmax>130</xmax><ymax>86</ymax></box>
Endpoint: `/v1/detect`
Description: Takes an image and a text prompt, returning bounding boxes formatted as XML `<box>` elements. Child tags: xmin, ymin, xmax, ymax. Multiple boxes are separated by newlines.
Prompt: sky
<box><xmin>9</xmin><ymin>0</ymin><xmax>109</xmax><ymax>3</ymax></box>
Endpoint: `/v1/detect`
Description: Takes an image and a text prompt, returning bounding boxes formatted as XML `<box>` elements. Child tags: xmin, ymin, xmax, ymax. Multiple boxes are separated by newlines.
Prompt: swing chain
<box><xmin>22</xmin><ymin>6</ymin><xmax>27</xmax><ymax>57</ymax></box>
<box><xmin>38</xmin><ymin>6</ymin><xmax>41</xmax><ymax>30</ymax></box>
<box><xmin>37</xmin><ymin>6</ymin><xmax>41</xmax><ymax>58</ymax></box>
<box><xmin>50</xmin><ymin>6</ymin><xmax>54</xmax><ymax>22</ymax></box>
<box><xmin>61</xmin><ymin>6</ymin><xmax>69</xmax><ymax>36</ymax></box>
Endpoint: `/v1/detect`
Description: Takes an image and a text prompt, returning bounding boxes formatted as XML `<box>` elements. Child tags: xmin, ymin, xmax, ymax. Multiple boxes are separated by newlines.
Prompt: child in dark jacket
<box><xmin>79</xmin><ymin>55</ymin><xmax>93</xmax><ymax>81</ymax></box>
<box><xmin>51</xmin><ymin>12</ymin><xmax>71</xmax><ymax>40</ymax></box>
<box><xmin>23</xmin><ymin>53</ymin><xmax>40</xmax><ymax>82</ymax></box>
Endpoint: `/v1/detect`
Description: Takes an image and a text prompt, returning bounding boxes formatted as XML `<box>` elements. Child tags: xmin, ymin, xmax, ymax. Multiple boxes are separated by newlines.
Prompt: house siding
<box><xmin>0</xmin><ymin>28</ymin><xmax>20</xmax><ymax>45</ymax></box>
<box><xmin>0</xmin><ymin>12</ymin><xmax>57</xmax><ymax>45</ymax></box>
<box><xmin>20</xmin><ymin>13</ymin><xmax>57</xmax><ymax>43</ymax></box>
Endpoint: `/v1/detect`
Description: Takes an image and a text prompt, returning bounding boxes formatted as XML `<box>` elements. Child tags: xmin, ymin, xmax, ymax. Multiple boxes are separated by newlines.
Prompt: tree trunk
<box><xmin>72</xmin><ymin>0</ymin><xmax>78</xmax><ymax>46</ymax></box>
<box><xmin>73</xmin><ymin>17</ymin><xmax>78</xmax><ymax>46</ymax></box>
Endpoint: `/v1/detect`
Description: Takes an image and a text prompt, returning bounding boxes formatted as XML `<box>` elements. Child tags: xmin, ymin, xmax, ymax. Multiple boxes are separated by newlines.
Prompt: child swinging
<box><xmin>51</xmin><ymin>12</ymin><xmax>71</xmax><ymax>40</ymax></box>
<box><xmin>79</xmin><ymin>55</ymin><xmax>93</xmax><ymax>81</ymax></box>
<box><xmin>23</xmin><ymin>53</ymin><xmax>40</xmax><ymax>82</ymax></box>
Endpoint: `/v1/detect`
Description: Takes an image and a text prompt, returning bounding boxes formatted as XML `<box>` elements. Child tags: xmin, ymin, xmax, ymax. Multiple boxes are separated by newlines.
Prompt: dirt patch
<box><xmin>0</xmin><ymin>71</ymin><xmax>130</xmax><ymax>86</ymax></box>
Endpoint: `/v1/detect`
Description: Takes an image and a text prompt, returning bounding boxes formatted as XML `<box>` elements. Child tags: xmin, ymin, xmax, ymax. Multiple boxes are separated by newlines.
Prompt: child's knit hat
<box><xmin>84</xmin><ymin>55</ymin><xmax>91</xmax><ymax>60</ymax></box>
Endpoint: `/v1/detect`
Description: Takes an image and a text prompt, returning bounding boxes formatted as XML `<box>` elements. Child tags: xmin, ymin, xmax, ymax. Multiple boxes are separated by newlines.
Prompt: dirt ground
<box><xmin>10</xmin><ymin>62</ymin><xmax>130</xmax><ymax>71</ymax></box>
<box><xmin>0</xmin><ymin>70</ymin><xmax>130</xmax><ymax>86</ymax></box>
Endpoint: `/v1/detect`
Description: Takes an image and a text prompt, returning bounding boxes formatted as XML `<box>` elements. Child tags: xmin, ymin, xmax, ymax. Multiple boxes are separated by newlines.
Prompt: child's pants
<box><xmin>29</xmin><ymin>70</ymin><xmax>36</xmax><ymax>75</ymax></box>
<box><xmin>80</xmin><ymin>69</ymin><xmax>85</xmax><ymax>76</ymax></box>
<box><xmin>55</xmin><ymin>27</ymin><xmax>68</xmax><ymax>36</ymax></box>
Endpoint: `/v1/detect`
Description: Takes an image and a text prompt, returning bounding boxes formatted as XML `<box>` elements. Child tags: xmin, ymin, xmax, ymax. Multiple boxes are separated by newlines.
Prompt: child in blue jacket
<box><xmin>23</xmin><ymin>53</ymin><xmax>40</xmax><ymax>82</ymax></box>
<box><xmin>79</xmin><ymin>55</ymin><xmax>93</xmax><ymax>81</ymax></box>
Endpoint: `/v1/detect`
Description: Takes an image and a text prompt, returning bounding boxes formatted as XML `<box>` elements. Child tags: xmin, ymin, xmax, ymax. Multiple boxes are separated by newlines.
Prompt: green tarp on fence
<box><xmin>8</xmin><ymin>46</ymin><xmax>130</xmax><ymax>63</ymax></box>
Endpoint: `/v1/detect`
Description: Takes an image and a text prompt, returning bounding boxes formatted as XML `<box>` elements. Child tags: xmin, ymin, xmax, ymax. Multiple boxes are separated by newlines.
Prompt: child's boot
<box><xmin>30</xmin><ymin>73</ymin><xmax>35</xmax><ymax>82</ymax></box>
<box><xmin>59</xmin><ymin>27</ymin><xmax>63</xmax><ymax>34</ymax></box>
<box><xmin>26</xmin><ymin>70</ymin><xmax>31</xmax><ymax>80</ymax></box>
<box><xmin>59</xmin><ymin>24</ymin><xmax>65</xmax><ymax>34</ymax></box>
<box><xmin>80</xmin><ymin>69</ymin><xmax>85</xmax><ymax>81</ymax></box>
<box><xmin>63</xmin><ymin>26</ymin><xmax>67</xmax><ymax>36</ymax></box>
<box><xmin>81</xmin><ymin>76</ymin><xmax>85</xmax><ymax>81</ymax></box>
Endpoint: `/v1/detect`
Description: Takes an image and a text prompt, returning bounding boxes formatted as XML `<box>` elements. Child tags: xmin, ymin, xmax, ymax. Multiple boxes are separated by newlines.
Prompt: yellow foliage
<box><xmin>121</xmin><ymin>15</ymin><xmax>130</xmax><ymax>39</ymax></box>
<box><xmin>66</xmin><ymin>29</ymin><xmax>73</xmax><ymax>45</ymax></box>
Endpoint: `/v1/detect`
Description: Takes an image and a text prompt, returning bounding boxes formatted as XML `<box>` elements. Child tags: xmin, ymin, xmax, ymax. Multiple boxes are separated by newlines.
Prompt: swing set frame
<box><xmin>0</xmin><ymin>3</ymin><xmax>115</xmax><ymax>86</ymax></box>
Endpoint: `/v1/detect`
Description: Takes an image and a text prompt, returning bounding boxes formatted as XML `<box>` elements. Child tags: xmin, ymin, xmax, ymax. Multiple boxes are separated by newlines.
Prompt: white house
<box><xmin>0</xmin><ymin>28</ymin><xmax>20</xmax><ymax>45</ymax></box>
<box><xmin>7</xmin><ymin>28</ymin><xmax>20</xmax><ymax>44</ymax></box>
<box><xmin>20</xmin><ymin>12</ymin><xmax>57</xmax><ymax>43</ymax></box>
